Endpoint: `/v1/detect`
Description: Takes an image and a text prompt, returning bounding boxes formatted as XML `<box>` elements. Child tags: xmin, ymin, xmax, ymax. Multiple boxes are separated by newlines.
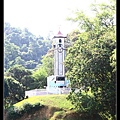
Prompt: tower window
<box><xmin>59</xmin><ymin>44</ymin><xmax>61</xmax><ymax>47</ymax></box>
<box><xmin>59</xmin><ymin>39</ymin><xmax>62</xmax><ymax>43</ymax></box>
<box><xmin>53</xmin><ymin>45</ymin><xmax>56</xmax><ymax>48</ymax></box>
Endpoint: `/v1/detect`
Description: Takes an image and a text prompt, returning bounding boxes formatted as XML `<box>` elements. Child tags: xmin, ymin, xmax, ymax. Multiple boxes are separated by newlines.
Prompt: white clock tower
<box><xmin>46</xmin><ymin>29</ymin><xmax>70</xmax><ymax>93</ymax></box>
<box><xmin>53</xmin><ymin>30</ymin><xmax>66</xmax><ymax>77</ymax></box>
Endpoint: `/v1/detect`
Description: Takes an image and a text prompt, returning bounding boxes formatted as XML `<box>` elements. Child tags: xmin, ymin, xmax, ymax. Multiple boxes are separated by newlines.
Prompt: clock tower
<box><xmin>53</xmin><ymin>30</ymin><xmax>66</xmax><ymax>77</ymax></box>
<box><xmin>46</xmin><ymin>29</ymin><xmax>70</xmax><ymax>94</ymax></box>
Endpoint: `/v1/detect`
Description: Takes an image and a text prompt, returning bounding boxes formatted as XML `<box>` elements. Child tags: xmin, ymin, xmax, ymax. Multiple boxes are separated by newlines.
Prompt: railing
<box><xmin>46</xmin><ymin>87</ymin><xmax>71</xmax><ymax>94</ymax></box>
<box><xmin>25</xmin><ymin>87</ymin><xmax>82</xmax><ymax>97</ymax></box>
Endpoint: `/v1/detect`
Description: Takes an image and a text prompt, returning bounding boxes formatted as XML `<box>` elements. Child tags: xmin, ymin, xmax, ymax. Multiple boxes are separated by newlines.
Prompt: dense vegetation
<box><xmin>4</xmin><ymin>23</ymin><xmax>52</xmax><ymax>71</ymax></box>
<box><xmin>4</xmin><ymin>23</ymin><xmax>54</xmax><ymax>108</ymax></box>
<box><xmin>65</xmin><ymin>0</ymin><xmax>116</xmax><ymax>119</ymax></box>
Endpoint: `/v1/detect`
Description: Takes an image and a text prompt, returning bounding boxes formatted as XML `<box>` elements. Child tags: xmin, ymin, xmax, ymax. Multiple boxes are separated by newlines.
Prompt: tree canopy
<box><xmin>65</xmin><ymin>0</ymin><xmax>116</xmax><ymax>119</ymax></box>
<box><xmin>4</xmin><ymin>24</ymin><xmax>52</xmax><ymax>71</ymax></box>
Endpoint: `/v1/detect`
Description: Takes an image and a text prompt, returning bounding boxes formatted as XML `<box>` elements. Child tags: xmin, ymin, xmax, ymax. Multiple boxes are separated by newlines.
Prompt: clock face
<box><xmin>57</xmin><ymin>47</ymin><xmax>63</xmax><ymax>53</ymax></box>
<box><xmin>57</xmin><ymin>44</ymin><xmax>63</xmax><ymax>53</ymax></box>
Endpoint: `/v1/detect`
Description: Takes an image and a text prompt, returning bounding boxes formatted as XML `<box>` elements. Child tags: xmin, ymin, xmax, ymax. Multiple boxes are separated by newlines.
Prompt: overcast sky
<box><xmin>4</xmin><ymin>0</ymin><xmax>111</xmax><ymax>37</ymax></box>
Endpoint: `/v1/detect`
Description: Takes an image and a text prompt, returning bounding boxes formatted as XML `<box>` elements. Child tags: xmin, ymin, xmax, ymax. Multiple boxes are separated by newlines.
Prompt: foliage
<box><xmin>6</xmin><ymin>106</ymin><xmax>21</xmax><ymax>120</ymax></box>
<box><xmin>5</xmin><ymin>64</ymin><xmax>35</xmax><ymax>90</ymax></box>
<box><xmin>21</xmin><ymin>74</ymin><xmax>35</xmax><ymax>90</ymax></box>
<box><xmin>65</xmin><ymin>29</ymin><xmax>81</xmax><ymax>46</ymax></box>
<box><xmin>4</xmin><ymin>79</ymin><xmax>9</xmax><ymax>109</ymax></box>
<box><xmin>4</xmin><ymin>76</ymin><xmax>25</xmax><ymax>108</ymax></box>
<box><xmin>4</xmin><ymin>37</ymin><xmax>20</xmax><ymax>70</ymax></box>
<box><xmin>6</xmin><ymin>102</ymin><xmax>43</xmax><ymax>120</ymax></box>
<box><xmin>4</xmin><ymin>79</ymin><xmax>9</xmax><ymax>98</ymax></box>
<box><xmin>6</xmin><ymin>65</ymin><xmax>31</xmax><ymax>81</ymax></box>
<box><xmin>32</xmin><ymin>67</ymin><xmax>48</xmax><ymax>88</ymax></box>
<box><xmin>4</xmin><ymin>65</ymin><xmax>35</xmax><ymax>109</ymax></box>
<box><xmin>32</xmin><ymin>52</ymin><xmax>54</xmax><ymax>89</ymax></box>
<box><xmin>65</xmin><ymin>0</ymin><xmax>116</xmax><ymax>119</ymax></box>
<box><xmin>4</xmin><ymin>24</ymin><xmax>52</xmax><ymax>71</ymax></box>
<box><xmin>35</xmin><ymin>46</ymin><xmax>54</xmax><ymax>83</ymax></box>
<box><xmin>110</xmin><ymin>48</ymin><xmax>116</xmax><ymax>72</ymax></box>
<box><xmin>41</xmin><ymin>54</ymin><xmax>54</xmax><ymax>76</ymax></box>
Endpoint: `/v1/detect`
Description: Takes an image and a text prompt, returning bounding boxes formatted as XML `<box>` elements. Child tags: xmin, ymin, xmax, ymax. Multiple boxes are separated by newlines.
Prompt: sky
<box><xmin>4</xmin><ymin>0</ymin><xmax>111</xmax><ymax>37</ymax></box>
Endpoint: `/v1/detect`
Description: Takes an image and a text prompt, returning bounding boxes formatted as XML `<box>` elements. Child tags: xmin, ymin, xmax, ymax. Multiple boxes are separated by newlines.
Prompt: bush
<box><xmin>6</xmin><ymin>106</ymin><xmax>22</xmax><ymax>120</ymax></box>
<box><xmin>6</xmin><ymin>102</ymin><xmax>44</xmax><ymax>120</ymax></box>
<box><xmin>23</xmin><ymin>102</ymin><xmax>33</xmax><ymax>113</ymax></box>
<box><xmin>67</xmin><ymin>92</ymin><xmax>99</xmax><ymax>115</ymax></box>
<box><xmin>33</xmin><ymin>102</ymin><xmax>44</xmax><ymax>111</ymax></box>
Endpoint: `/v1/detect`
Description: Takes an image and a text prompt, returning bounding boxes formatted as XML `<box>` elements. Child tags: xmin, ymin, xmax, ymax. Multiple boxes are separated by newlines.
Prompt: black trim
<box><xmin>56</xmin><ymin>76</ymin><xmax>65</xmax><ymax>81</ymax></box>
<box><xmin>53</xmin><ymin>36</ymin><xmax>67</xmax><ymax>38</ymax></box>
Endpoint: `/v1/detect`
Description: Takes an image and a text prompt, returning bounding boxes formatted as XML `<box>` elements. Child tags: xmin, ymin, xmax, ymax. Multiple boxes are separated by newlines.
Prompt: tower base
<box><xmin>46</xmin><ymin>75</ymin><xmax>70</xmax><ymax>94</ymax></box>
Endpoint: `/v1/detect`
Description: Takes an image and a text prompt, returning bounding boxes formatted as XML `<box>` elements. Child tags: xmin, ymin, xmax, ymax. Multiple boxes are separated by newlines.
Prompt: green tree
<box><xmin>21</xmin><ymin>74</ymin><xmax>35</xmax><ymax>90</ymax></box>
<box><xmin>5</xmin><ymin>64</ymin><xmax>35</xmax><ymax>90</ymax></box>
<box><xmin>7</xmin><ymin>65</ymin><xmax>32</xmax><ymax>82</ymax></box>
<box><xmin>4</xmin><ymin>23</ymin><xmax>52</xmax><ymax>71</ymax></box>
<box><xmin>4</xmin><ymin>80</ymin><xmax>9</xmax><ymax>99</ymax></box>
<box><xmin>32</xmin><ymin>67</ymin><xmax>48</xmax><ymax>88</ymax></box>
<box><xmin>4</xmin><ymin>65</ymin><xmax>35</xmax><ymax>108</ymax></box>
<box><xmin>65</xmin><ymin>0</ymin><xmax>116</xmax><ymax>119</ymax></box>
<box><xmin>32</xmin><ymin>48</ymin><xmax>54</xmax><ymax>89</ymax></box>
<box><xmin>4</xmin><ymin>37</ymin><xmax>20</xmax><ymax>70</ymax></box>
<box><xmin>4</xmin><ymin>76</ymin><xmax>25</xmax><ymax>108</ymax></box>
<box><xmin>41</xmin><ymin>53</ymin><xmax>54</xmax><ymax>76</ymax></box>
<box><xmin>110</xmin><ymin>48</ymin><xmax>116</xmax><ymax>73</ymax></box>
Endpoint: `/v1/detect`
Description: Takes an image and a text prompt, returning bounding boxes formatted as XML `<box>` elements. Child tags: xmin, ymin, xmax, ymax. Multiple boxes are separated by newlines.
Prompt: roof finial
<box><xmin>58</xmin><ymin>25</ymin><xmax>61</xmax><ymax>32</ymax></box>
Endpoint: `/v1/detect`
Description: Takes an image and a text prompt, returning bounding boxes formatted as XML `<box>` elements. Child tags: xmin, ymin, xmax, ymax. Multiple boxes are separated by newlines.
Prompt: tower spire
<box><xmin>58</xmin><ymin>25</ymin><xmax>61</xmax><ymax>32</ymax></box>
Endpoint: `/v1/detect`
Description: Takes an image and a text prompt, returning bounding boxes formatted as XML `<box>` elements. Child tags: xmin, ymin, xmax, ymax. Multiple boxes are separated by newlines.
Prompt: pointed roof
<box><xmin>53</xmin><ymin>30</ymin><xmax>67</xmax><ymax>38</ymax></box>
<box><xmin>57</xmin><ymin>30</ymin><xmax>62</xmax><ymax>35</ymax></box>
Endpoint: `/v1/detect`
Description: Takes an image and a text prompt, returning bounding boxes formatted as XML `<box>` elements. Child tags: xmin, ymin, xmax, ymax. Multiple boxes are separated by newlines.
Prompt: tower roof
<box><xmin>53</xmin><ymin>30</ymin><xmax>67</xmax><ymax>38</ymax></box>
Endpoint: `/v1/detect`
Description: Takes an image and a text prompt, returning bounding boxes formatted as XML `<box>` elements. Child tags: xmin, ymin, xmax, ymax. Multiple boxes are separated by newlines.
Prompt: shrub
<box><xmin>33</xmin><ymin>102</ymin><xmax>44</xmax><ymax>111</ymax></box>
<box><xmin>6</xmin><ymin>102</ymin><xmax>44</xmax><ymax>120</ymax></box>
<box><xmin>23</xmin><ymin>102</ymin><xmax>33</xmax><ymax>113</ymax></box>
<box><xmin>6</xmin><ymin>106</ymin><xmax>22</xmax><ymax>120</ymax></box>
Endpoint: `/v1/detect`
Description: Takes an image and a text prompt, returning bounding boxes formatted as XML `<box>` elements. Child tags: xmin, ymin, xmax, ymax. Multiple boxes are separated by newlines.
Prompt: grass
<box><xmin>13</xmin><ymin>94</ymin><xmax>76</xmax><ymax>120</ymax></box>
<box><xmin>14</xmin><ymin>94</ymin><xmax>75</xmax><ymax>110</ymax></box>
<box><xmin>12</xmin><ymin>94</ymin><xmax>104</xmax><ymax>120</ymax></box>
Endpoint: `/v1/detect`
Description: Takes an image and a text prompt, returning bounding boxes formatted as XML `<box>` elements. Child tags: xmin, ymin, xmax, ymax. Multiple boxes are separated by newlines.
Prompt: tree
<box><xmin>4</xmin><ymin>65</ymin><xmax>35</xmax><ymax>108</ymax></box>
<box><xmin>65</xmin><ymin>0</ymin><xmax>116</xmax><ymax>119</ymax></box>
<box><xmin>32</xmin><ymin>67</ymin><xmax>48</xmax><ymax>88</ymax></box>
<box><xmin>4</xmin><ymin>37</ymin><xmax>20</xmax><ymax>70</ymax></box>
<box><xmin>41</xmin><ymin>53</ymin><xmax>54</xmax><ymax>76</ymax></box>
<box><xmin>7</xmin><ymin>65</ymin><xmax>32</xmax><ymax>82</ymax></box>
<box><xmin>110</xmin><ymin>48</ymin><xmax>116</xmax><ymax>73</ymax></box>
<box><xmin>4</xmin><ymin>23</ymin><xmax>52</xmax><ymax>71</ymax></box>
<box><xmin>5</xmin><ymin>64</ymin><xmax>35</xmax><ymax>91</ymax></box>
<box><xmin>21</xmin><ymin>75</ymin><xmax>35</xmax><ymax>90</ymax></box>
<box><xmin>4</xmin><ymin>80</ymin><xmax>9</xmax><ymax>99</ymax></box>
<box><xmin>31</xmin><ymin>48</ymin><xmax>54</xmax><ymax>89</ymax></box>
<box><xmin>4</xmin><ymin>76</ymin><xmax>25</xmax><ymax>108</ymax></box>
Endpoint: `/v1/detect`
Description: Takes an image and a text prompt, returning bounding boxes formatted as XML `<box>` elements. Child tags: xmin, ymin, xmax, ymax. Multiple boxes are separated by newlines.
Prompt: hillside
<box><xmin>5</xmin><ymin>94</ymin><xmax>102</xmax><ymax>120</ymax></box>
<box><xmin>4</xmin><ymin>22</ymin><xmax>52</xmax><ymax>71</ymax></box>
